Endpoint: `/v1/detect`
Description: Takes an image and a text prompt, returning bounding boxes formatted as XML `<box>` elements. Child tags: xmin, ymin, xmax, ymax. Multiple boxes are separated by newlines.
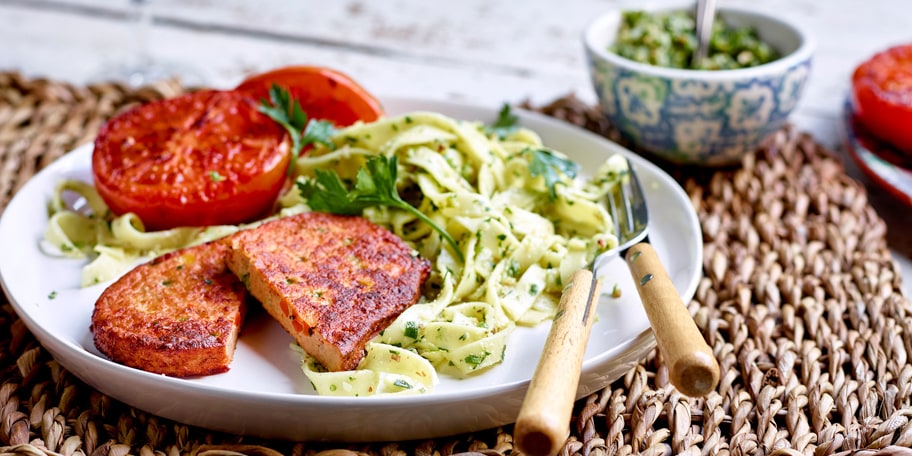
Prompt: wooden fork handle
<box><xmin>626</xmin><ymin>243</ymin><xmax>720</xmax><ymax>397</ymax></box>
<box><xmin>514</xmin><ymin>269</ymin><xmax>601</xmax><ymax>456</ymax></box>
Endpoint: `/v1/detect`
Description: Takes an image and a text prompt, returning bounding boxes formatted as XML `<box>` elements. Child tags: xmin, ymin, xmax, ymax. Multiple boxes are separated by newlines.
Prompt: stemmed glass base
<box><xmin>94</xmin><ymin>58</ymin><xmax>205</xmax><ymax>88</ymax></box>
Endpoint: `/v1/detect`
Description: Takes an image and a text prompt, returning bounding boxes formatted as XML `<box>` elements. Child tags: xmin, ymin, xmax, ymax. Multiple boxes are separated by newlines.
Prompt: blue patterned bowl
<box><xmin>583</xmin><ymin>7</ymin><xmax>814</xmax><ymax>166</ymax></box>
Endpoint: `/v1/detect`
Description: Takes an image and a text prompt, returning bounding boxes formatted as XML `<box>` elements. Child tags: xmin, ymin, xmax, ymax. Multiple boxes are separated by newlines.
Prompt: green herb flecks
<box><xmin>528</xmin><ymin>148</ymin><xmax>580</xmax><ymax>200</ymax></box>
<box><xmin>298</xmin><ymin>155</ymin><xmax>464</xmax><ymax>262</ymax></box>
<box><xmin>464</xmin><ymin>351</ymin><xmax>491</xmax><ymax>369</ymax></box>
<box><xmin>208</xmin><ymin>171</ymin><xmax>225</xmax><ymax>182</ymax></box>
<box><xmin>404</xmin><ymin>320</ymin><xmax>420</xmax><ymax>339</ymax></box>
<box><xmin>485</xmin><ymin>103</ymin><xmax>519</xmax><ymax>139</ymax></box>
<box><xmin>258</xmin><ymin>84</ymin><xmax>337</xmax><ymax>175</ymax></box>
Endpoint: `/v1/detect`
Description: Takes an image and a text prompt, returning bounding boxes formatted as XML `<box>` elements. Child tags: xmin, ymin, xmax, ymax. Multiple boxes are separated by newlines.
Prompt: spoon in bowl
<box><xmin>693</xmin><ymin>0</ymin><xmax>718</xmax><ymax>67</ymax></box>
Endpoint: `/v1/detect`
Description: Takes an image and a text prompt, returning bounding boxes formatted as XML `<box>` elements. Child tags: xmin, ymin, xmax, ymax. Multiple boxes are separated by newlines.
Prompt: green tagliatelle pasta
<box><xmin>44</xmin><ymin>110</ymin><xmax>629</xmax><ymax>397</ymax></box>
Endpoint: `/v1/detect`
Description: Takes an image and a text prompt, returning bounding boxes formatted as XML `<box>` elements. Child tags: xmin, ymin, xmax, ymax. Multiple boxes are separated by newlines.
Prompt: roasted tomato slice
<box><xmin>851</xmin><ymin>44</ymin><xmax>912</xmax><ymax>153</ymax></box>
<box><xmin>92</xmin><ymin>89</ymin><xmax>290</xmax><ymax>230</ymax></box>
<box><xmin>235</xmin><ymin>66</ymin><xmax>384</xmax><ymax>126</ymax></box>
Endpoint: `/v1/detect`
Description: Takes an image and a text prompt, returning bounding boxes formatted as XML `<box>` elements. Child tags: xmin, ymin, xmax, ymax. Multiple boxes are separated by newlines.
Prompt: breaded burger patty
<box><xmin>224</xmin><ymin>212</ymin><xmax>431</xmax><ymax>371</ymax></box>
<box><xmin>91</xmin><ymin>241</ymin><xmax>247</xmax><ymax>377</ymax></box>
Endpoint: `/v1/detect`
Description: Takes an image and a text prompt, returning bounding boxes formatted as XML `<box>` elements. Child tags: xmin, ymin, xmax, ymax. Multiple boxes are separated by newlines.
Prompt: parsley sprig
<box><xmin>258</xmin><ymin>84</ymin><xmax>336</xmax><ymax>175</ymax></box>
<box><xmin>298</xmin><ymin>155</ymin><xmax>464</xmax><ymax>262</ymax></box>
<box><xmin>528</xmin><ymin>148</ymin><xmax>580</xmax><ymax>200</ymax></box>
<box><xmin>485</xmin><ymin>103</ymin><xmax>519</xmax><ymax>139</ymax></box>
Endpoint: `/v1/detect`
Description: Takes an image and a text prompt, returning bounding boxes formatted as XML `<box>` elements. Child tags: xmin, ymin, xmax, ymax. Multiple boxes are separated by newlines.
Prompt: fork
<box><xmin>515</xmin><ymin>158</ymin><xmax>720</xmax><ymax>456</ymax></box>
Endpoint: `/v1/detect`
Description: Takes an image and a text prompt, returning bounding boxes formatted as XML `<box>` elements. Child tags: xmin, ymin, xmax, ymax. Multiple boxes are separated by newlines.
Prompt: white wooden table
<box><xmin>2</xmin><ymin>0</ymin><xmax>910</xmax><ymax>297</ymax></box>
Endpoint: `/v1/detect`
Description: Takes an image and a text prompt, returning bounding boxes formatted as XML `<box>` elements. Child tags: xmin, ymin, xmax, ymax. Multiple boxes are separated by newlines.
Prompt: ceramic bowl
<box><xmin>583</xmin><ymin>6</ymin><xmax>815</xmax><ymax>166</ymax></box>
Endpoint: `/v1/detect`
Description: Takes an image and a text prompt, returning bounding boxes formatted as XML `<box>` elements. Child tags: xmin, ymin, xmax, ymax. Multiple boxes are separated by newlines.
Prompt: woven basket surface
<box><xmin>1</xmin><ymin>72</ymin><xmax>912</xmax><ymax>456</ymax></box>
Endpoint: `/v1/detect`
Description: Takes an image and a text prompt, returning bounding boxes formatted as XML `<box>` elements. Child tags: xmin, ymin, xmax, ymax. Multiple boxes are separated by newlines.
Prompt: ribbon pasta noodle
<box><xmin>44</xmin><ymin>186</ymin><xmax>305</xmax><ymax>287</ymax></box>
<box><xmin>44</xmin><ymin>180</ymin><xmax>210</xmax><ymax>286</ymax></box>
<box><xmin>43</xmin><ymin>110</ymin><xmax>628</xmax><ymax>396</ymax></box>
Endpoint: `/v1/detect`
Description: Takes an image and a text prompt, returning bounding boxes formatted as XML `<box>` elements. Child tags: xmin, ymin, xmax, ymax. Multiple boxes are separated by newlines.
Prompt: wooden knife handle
<box><xmin>625</xmin><ymin>243</ymin><xmax>720</xmax><ymax>397</ymax></box>
<box><xmin>514</xmin><ymin>269</ymin><xmax>601</xmax><ymax>456</ymax></box>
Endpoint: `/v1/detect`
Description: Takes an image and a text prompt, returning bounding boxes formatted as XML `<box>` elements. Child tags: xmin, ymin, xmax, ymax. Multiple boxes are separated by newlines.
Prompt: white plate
<box><xmin>0</xmin><ymin>97</ymin><xmax>702</xmax><ymax>442</ymax></box>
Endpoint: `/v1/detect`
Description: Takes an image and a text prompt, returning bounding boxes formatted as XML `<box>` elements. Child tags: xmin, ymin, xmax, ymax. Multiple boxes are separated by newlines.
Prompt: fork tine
<box><xmin>609</xmin><ymin>158</ymin><xmax>649</xmax><ymax>253</ymax></box>
<box><xmin>607</xmin><ymin>179</ymin><xmax>624</xmax><ymax>243</ymax></box>
<box><xmin>619</xmin><ymin>175</ymin><xmax>635</xmax><ymax>236</ymax></box>
<box><xmin>624</xmin><ymin>158</ymin><xmax>649</xmax><ymax>237</ymax></box>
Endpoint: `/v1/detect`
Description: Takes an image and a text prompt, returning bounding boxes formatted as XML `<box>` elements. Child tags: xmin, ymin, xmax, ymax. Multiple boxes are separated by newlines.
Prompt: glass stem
<box><xmin>128</xmin><ymin>0</ymin><xmax>153</xmax><ymax>69</ymax></box>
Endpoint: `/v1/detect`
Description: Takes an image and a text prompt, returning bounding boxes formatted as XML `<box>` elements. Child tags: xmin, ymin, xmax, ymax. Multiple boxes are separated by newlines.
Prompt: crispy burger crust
<box><xmin>224</xmin><ymin>212</ymin><xmax>431</xmax><ymax>372</ymax></box>
<box><xmin>91</xmin><ymin>241</ymin><xmax>247</xmax><ymax>377</ymax></box>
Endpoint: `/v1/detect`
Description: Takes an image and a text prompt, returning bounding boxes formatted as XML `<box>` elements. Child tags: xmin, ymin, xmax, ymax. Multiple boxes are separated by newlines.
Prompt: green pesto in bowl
<box><xmin>610</xmin><ymin>10</ymin><xmax>779</xmax><ymax>70</ymax></box>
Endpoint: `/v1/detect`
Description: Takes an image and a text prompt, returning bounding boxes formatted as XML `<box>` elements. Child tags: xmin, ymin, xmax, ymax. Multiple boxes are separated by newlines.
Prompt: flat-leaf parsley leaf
<box><xmin>258</xmin><ymin>84</ymin><xmax>336</xmax><ymax>175</ymax></box>
<box><xmin>298</xmin><ymin>155</ymin><xmax>465</xmax><ymax>262</ymax></box>
<box><xmin>485</xmin><ymin>103</ymin><xmax>519</xmax><ymax>139</ymax></box>
<box><xmin>528</xmin><ymin>148</ymin><xmax>580</xmax><ymax>200</ymax></box>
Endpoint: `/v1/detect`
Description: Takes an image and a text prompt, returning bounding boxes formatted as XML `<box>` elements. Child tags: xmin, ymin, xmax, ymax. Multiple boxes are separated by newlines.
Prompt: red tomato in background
<box><xmin>236</xmin><ymin>66</ymin><xmax>384</xmax><ymax>126</ymax></box>
<box><xmin>92</xmin><ymin>90</ymin><xmax>290</xmax><ymax>230</ymax></box>
<box><xmin>851</xmin><ymin>44</ymin><xmax>912</xmax><ymax>154</ymax></box>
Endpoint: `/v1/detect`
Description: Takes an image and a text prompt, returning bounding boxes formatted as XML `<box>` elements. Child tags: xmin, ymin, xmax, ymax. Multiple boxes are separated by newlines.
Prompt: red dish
<box><xmin>844</xmin><ymin>100</ymin><xmax>912</xmax><ymax>207</ymax></box>
<box><xmin>850</xmin><ymin>44</ymin><xmax>912</xmax><ymax>155</ymax></box>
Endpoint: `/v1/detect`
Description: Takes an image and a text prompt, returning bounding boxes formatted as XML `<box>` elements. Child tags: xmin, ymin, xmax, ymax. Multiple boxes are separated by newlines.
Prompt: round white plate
<box><xmin>0</xmin><ymin>97</ymin><xmax>702</xmax><ymax>442</ymax></box>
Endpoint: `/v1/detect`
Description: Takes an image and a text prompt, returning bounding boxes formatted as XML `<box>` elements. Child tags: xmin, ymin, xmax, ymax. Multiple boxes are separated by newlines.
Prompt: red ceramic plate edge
<box><xmin>843</xmin><ymin>99</ymin><xmax>912</xmax><ymax>207</ymax></box>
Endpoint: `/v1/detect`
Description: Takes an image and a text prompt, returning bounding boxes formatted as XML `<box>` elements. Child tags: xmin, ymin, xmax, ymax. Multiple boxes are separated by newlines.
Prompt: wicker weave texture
<box><xmin>1</xmin><ymin>73</ymin><xmax>912</xmax><ymax>456</ymax></box>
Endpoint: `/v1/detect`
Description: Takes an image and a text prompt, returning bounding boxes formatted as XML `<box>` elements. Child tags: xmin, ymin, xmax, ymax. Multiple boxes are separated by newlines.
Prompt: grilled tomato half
<box><xmin>851</xmin><ymin>43</ymin><xmax>912</xmax><ymax>153</ymax></box>
<box><xmin>236</xmin><ymin>65</ymin><xmax>384</xmax><ymax>126</ymax></box>
<box><xmin>92</xmin><ymin>89</ymin><xmax>290</xmax><ymax>230</ymax></box>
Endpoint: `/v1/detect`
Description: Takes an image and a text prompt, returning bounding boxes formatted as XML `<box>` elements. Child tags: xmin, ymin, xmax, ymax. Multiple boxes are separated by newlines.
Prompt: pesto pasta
<box><xmin>43</xmin><ymin>110</ymin><xmax>629</xmax><ymax>396</ymax></box>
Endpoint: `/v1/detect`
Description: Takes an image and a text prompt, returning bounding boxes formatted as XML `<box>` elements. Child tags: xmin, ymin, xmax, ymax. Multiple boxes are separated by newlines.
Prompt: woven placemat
<box><xmin>1</xmin><ymin>72</ymin><xmax>912</xmax><ymax>456</ymax></box>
